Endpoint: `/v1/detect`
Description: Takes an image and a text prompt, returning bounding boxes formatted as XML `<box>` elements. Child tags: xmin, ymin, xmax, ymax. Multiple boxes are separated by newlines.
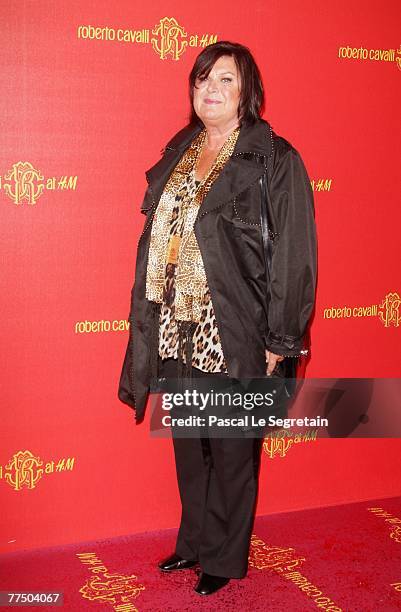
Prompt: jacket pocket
<box><xmin>232</xmin><ymin>186</ymin><xmax>261</xmax><ymax>226</ymax></box>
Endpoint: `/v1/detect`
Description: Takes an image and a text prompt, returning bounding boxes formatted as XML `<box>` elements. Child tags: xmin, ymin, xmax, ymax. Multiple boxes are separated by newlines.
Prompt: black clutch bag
<box><xmin>259</xmin><ymin>161</ymin><xmax>301</xmax><ymax>398</ymax></box>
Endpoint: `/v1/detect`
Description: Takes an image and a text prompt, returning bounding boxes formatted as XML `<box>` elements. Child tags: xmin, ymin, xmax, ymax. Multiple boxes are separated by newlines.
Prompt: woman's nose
<box><xmin>206</xmin><ymin>78</ymin><xmax>218</xmax><ymax>93</ymax></box>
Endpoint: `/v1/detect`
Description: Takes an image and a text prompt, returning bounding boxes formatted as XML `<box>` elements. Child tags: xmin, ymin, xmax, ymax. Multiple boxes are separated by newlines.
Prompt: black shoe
<box><xmin>194</xmin><ymin>571</ymin><xmax>230</xmax><ymax>595</ymax></box>
<box><xmin>158</xmin><ymin>552</ymin><xmax>198</xmax><ymax>571</ymax></box>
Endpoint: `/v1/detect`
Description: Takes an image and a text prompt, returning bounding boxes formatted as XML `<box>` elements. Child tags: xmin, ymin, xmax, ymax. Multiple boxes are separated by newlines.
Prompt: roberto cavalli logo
<box><xmin>338</xmin><ymin>43</ymin><xmax>401</xmax><ymax>71</ymax></box>
<box><xmin>1</xmin><ymin>161</ymin><xmax>77</xmax><ymax>205</ymax></box>
<box><xmin>263</xmin><ymin>429</ymin><xmax>317</xmax><ymax>458</ymax></box>
<box><xmin>323</xmin><ymin>291</ymin><xmax>401</xmax><ymax>327</ymax></box>
<box><xmin>77</xmin><ymin>552</ymin><xmax>145</xmax><ymax>609</ymax></box>
<box><xmin>1</xmin><ymin>450</ymin><xmax>75</xmax><ymax>490</ymax></box>
<box><xmin>77</xmin><ymin>17</ymin><xmax>217</xmax><ymax>60</ymax></box>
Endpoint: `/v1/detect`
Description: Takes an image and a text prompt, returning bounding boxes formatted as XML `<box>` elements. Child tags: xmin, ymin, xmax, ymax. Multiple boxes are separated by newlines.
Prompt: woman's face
<box><xmin>193</xmin><ymin>55</ymin><xmax>241</xmax><ymax>127</ymax></box>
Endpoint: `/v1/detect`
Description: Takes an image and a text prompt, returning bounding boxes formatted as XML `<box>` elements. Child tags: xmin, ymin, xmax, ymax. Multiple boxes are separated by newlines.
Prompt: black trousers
<box><xmin>158</xmin><ymin>357</ymin><xmax>264</xmax><ymax>579</ymax></box>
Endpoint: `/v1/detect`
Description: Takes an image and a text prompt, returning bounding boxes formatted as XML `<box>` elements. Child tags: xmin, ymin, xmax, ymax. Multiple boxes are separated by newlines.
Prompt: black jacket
<box><xmin>118</xmin><ymin>117</ymin><xmax>317</xmax><ymax>423</ymax></box>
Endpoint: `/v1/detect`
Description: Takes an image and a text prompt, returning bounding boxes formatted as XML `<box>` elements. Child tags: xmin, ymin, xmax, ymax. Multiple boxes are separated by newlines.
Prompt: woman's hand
<box><xmin>265</xmin><ymin>349</ymin><xmax>285</xmax><ymax>376</ymax></box>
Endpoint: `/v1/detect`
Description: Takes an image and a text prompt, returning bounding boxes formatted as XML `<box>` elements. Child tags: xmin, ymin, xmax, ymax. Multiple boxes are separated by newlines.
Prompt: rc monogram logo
<box><xmin>151</xmin><ymin>17</ymin><xmax>217</xmax><ymax>59</ymax></box>
<box><xmin>1</xmin><ymin>450</ymin><xmax>75</xmax><ymax>490</ymax></box>
<box><xmin>1</xmin><ymin>162</ymin><xmax>78</xmax><ymax>205</ymax></box>
<box><xmin>151</xmin><ymin>17</ymin><xmax>187</xmax><ymax>60</ymax></box>
<box><xmin>378</xmin><ymin>292</ymin><xmax>401</xmax><ymax>327</ymax></box>
<box><xmin>3</xmin><ymin>162</ymin><xmax>44</xmax><ymax>204</ymax></box>
<box><xmin>79</xmin><ymin>573</ymin><xmax>145</xmax><ymax>607</ymax></box>
<box><xmin>396</xmin><ymin>45</ymin><xmax>401</xmax><ymax>70</ymax></box>
<box><xmin>4</xmin><ymin>451</ymin><xmax>43</xmax><ymax>490</ymax></box>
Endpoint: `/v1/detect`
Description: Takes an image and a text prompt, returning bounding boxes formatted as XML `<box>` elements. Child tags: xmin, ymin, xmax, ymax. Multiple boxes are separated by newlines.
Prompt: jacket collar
<box><xmin>145</xmin><ymin>117</ymin><xmax>273</xmax><ymax>217</ymax></box>
<box><xmin>157</xmin><ymin>117</ymin><xmax>273</xmax><ymax>156</ymax></box>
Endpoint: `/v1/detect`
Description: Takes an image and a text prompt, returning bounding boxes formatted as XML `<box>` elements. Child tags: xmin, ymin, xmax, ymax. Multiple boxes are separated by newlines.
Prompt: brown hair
<box><xmin>188</xmin><ymin>41</ymin><xmax>265</xmax><ymax>127</ymax></box>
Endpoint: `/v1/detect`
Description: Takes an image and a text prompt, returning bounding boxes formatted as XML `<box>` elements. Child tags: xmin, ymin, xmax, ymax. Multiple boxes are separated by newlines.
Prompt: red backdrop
<box><xmin>1</xmin><ymin>0</ymin><xmax>400</xmax><ymax>553</ymax></box>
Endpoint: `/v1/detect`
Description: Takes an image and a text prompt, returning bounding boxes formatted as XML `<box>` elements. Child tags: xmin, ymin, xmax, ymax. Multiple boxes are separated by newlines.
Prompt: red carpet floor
<box><xmin>1</xmin><ymin>495</ymin><xmax>401</xmax><ymax>611</ymax></box>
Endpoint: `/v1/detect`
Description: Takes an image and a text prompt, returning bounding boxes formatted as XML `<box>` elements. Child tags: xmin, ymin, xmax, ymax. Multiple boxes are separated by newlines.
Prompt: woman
<box><xmin>118</xmin><ymin>41</ymin><xmax>317</xmax><ymax>595</ymax></box>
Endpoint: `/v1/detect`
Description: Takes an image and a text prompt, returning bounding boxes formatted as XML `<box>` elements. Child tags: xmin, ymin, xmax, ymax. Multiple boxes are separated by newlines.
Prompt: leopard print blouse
<box><xmin>158</xmin><ymin>169</ymin><xmax>228</xmax><ymax>373</ymax></box>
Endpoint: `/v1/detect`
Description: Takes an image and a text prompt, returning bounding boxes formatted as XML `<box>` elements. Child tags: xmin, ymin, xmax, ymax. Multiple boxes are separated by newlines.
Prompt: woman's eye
<box><xmin>196</xmin><ymin>76</ymin><xmax>233</xmax><ymax>84</ymax></box>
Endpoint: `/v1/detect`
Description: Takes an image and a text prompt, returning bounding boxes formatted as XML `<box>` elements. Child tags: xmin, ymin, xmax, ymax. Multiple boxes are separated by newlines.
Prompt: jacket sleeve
<box><xmin>264</xmin><ymin>145</ymin><xmax>317</xmax><ymax>357</ymax></box>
